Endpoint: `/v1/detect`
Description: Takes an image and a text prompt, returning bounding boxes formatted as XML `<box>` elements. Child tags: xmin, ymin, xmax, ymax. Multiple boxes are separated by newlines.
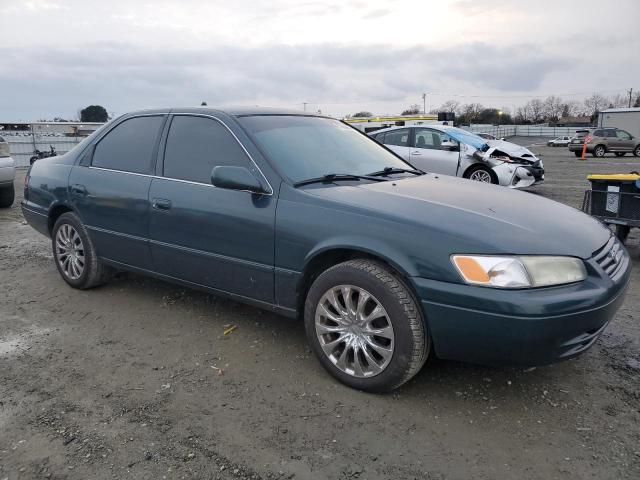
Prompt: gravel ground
<box><xmin>1</xmin><ymin>141</ymin><xmax>639</xmax><ymax>480</ymax></box>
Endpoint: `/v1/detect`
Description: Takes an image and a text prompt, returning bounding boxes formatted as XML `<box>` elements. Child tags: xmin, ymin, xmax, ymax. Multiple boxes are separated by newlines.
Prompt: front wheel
<box><xmin>0</xmin><ymin>184</ymin><xmax>14</xmax><ymax>208</ymax></box>
<box><xmin>634</xmin><ymin>145</ymin><xmax>640</xmax><ymax>157</ymax></box>
<box><xmin>304</xmin><ymin>259</ymin><xmax>429</xmax><ymax>392</ymax></box>
<box><xmin>465</xmin><ymin>165</ymin><xmax>497</xmax><ymax>184</ymax></box>
<box><xmin>52</xmin><ymin>212</ymin><xmax>111</xmax><ymax>289</ymax></box>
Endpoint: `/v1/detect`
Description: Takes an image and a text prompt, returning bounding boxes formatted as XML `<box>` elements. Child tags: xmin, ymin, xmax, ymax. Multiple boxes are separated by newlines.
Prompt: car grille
<box><xmin>592</xmin><ymin>236</ymin><xmax>626</xmax><ymax>280</ymax></box>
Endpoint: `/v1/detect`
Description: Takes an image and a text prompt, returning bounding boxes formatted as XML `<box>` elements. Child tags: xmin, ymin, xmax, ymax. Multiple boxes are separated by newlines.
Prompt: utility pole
<box><xmin>628</xmin><ymin>88</ymin><xmax>633</xmax><ymax>108</ymax></box>
<box><xmin>422</xmin><ymin>93</ymin><xmax>426</xmax><ymax>115</ymax></box>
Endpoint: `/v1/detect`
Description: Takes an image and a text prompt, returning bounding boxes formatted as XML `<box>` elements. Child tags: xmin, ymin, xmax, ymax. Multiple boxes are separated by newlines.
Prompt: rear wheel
<box><xmin>0</xmin><ymin>184</ymin><xmax>14</xmax><ymax>208</ymax></box>
<box><xmin>52</xmin><ymin>212</ymin><xmax>111</xmax><ymax>289</ymax></box>
<box><xmin>574</xmin><ymin>151</ymin><xmax>582</xmax><ymax>157</ymax></box>
<box><xmin>465</xmin><ymin>165</ymin><xmax>498</xmax><ymax>184</ymax></box>
<box><xmin>304</xmin><ymin>259</ymin><xmax>429</xmax><ymax>392</ymax></box>
<box><xmin>634</xmin><ymin>145</ymin><xmax>640</xmax><ymax>157</ymax></box>
<box><xmin>614</xmin><ymin>152</ymin><xmax>626</xmax><ymax>157</ymax></box>
<box><xmin>593</xmin><ymin>145</ymin><xmax>606</xmax><ymax>157</ymax></box>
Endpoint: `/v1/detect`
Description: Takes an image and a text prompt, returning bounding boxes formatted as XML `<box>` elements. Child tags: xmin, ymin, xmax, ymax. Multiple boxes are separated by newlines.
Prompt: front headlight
<box><xmin>451</xmin><ymin>255</ymin><xmax>587</xmax><ymax>288</ymax></box>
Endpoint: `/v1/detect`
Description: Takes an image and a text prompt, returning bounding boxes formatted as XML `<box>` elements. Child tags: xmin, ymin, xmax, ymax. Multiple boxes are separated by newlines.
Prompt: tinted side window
<box><xmin>616</xmin><ymin>130</ymin><xmax>632</xmax><ymax>140</ymax></box>
<box><xmin>414</xmin><ymin>129</ymin><xmax>442</xmax><ymax>149</ymax></box>
<box><xmin>92</xmin><ymin>116</ymin><xmax>164</xmax><ymax>174</ymax></box>
<box><xmin>374</xmin><ymin>132</ymin><xmax>386</xmax><ymax>143</ymax></box>
<box><xmin>593</xmin><ymin>130</ymin><xmax>604</xmax><ymax>137</ymax></box>
<box><xmin>163</xmin><ymin>116</ymin><xmax>251</xmax><ymax>184</ymax></box>
<box><xmin>384</xmin><ymin>129</ymin><xmax>409</xmax><ymax>147</ymax></box>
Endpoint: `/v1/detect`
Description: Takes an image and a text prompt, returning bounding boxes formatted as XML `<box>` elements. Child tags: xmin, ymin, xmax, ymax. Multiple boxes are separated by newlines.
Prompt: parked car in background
<box><xmin>547</xmin><ymin>136</ymin><xmax>572</xmax><ymax>147</ymax></box>
<box><xmin>568</xmin><ymin>127</ymin><xmax>640</xmax><ymax>157</ymax></box>
<box><xmin>371</xmin><ymin>125</ymin><xmax>544</xmax><ymax>188</ymax></box>
<box><xmin>22</xmin><ymin>108</ymin><xmax>630</xmax><ymax>392</ymax></box>
<box><xmin>0</xmin><ymin>136</ymin><xmax>16</xmax><ymax>208</ymax></box>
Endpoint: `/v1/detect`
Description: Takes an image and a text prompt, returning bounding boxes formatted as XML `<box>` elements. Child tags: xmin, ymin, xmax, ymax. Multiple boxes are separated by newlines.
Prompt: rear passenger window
<box><xmin>374</xmin><ymin>132</ymin><xmax>386</xmax><ymax>143</ymax></box>
<box><xmin>384</xmin><ymin>129</ymin><xmax>410</xmax><ymax>147</ymax></box>
<box><xmin>92</xmin><ymin>116</ymin><xmax>164</xmax><ymax>174</ymax></box>
<box><xmin>163</xmin><ymin>116</ymin><xmax>252</xmax><ymax>184</ymax></box>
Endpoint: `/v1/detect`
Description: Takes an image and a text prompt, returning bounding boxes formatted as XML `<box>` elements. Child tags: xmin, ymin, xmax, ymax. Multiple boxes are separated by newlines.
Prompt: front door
<box><xmin>68</xmin><ymin>115</ymin><xmax>166</xmax><ymax>270</ymax></box>
<box><xmin>148</xmin><ymin>114</ymin><xmax>276</xmax><ymax>303</ymax></box>
<box><xmin>615</xmin><ymin>130</ymin><xmax>635</xmax><ymax>152</ymax></box>
<box><xmin>410</xmin><ymin>128</ymin><xmax>460</xmax><ymax>176</ymax></box>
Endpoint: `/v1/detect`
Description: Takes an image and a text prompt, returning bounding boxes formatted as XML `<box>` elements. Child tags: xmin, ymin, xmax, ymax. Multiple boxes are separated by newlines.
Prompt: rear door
<box><xmin>410</xmin><ymin>128</ymin><xmax>459</xmax><ymax>176</ymax></box>
<box><xmin>378</xmin><ymin>128</ymin><xmax>411</xmax><ymax>161</ymax></box>
<box><xmin>68</xmin><ymin>115</ymin><xmax>166</xmax><ymax>269</ymax></box>
<box><xmin>147</xmin><ymin>114</ymin><xmax>276</xmax><ymax>302</ymax></box>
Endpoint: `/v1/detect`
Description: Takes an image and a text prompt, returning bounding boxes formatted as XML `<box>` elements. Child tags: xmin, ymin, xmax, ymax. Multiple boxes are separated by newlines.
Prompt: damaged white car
<box><xmin>369</xmin><ymin>125</ymin><xmax>544</xmax><ymax>188</ymax></box>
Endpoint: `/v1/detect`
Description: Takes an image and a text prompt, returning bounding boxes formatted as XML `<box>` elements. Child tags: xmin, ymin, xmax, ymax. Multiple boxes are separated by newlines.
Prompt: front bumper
<box><xmin>493</xmin><ymin>161</ymin><xmax>544</xmax><ymax>188</ymax></box>
<box><xmin>413</xmin><ymin>241</ymin><xmax>631</xmax><ymax>366</ymax></box>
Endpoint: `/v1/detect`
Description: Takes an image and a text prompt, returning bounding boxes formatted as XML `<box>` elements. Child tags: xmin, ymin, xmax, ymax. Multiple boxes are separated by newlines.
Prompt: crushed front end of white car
<box><xmin>452</xmin><ymin>135</ymin><xmax>544</xmax><ymax>188</ymax></box>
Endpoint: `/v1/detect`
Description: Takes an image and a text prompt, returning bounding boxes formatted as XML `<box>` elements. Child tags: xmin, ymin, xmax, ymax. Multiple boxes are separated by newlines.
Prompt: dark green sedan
<box><xmin>22</xmin><ymin>107</ymin><xmax>631</xmax><ymax>392</ymax></box>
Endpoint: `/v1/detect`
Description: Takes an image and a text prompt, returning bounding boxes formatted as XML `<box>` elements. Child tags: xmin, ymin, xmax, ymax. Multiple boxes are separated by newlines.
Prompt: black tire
<box><xmin>0</xmin><ymin>184</ymin><xmax>14</xmax><ymax>208</ymax></box>
<box><xmin>615</xmin><ymin>225</ymin><xmax>631</xmax><ymax>244</ymax></box>
<box><xmin>464</xmin><ymin>165</ymin><xmax>498</xmax><ymax>184</ymax></box>
<box><xmin>593</xmin><ymin>145</ymin><xmax>606</xmax><ymax>157</ymax></box>
<box><xmin>304</xmin><ymin>259</ymin><xmax>429</xmax><ymax>392</ymax></box>
<box><xmin>51</xmin><ymin>212</ymin><xmax>111</xmax><ymax>289</ymax></box>
<box><xmin>634</xmin><ymin>145</ymin><xmax>640</xmax><ymax>157</ymax></box>
<box><xmin>574</xmin><ymin>151</ymin><xmax>582</xmax><ymax>157</ymax></box>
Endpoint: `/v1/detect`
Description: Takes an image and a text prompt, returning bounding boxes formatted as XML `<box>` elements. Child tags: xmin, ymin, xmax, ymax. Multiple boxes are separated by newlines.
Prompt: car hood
<box><xmin>307</xmin><ymin>175</ymin><xmax>610</xmax><ymax>259</ymax></box>
<box><xmin>483</xmin><ymin>139</ymin><xmax>539</xmax><ymax>162</ymax></box>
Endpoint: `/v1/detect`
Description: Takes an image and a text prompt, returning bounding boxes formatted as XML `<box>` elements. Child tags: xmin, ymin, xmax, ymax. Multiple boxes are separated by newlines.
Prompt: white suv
<box><xmin>0</xmin><ymin>136</ymin><xmax>16</xmax><ymax>207</ymax></box>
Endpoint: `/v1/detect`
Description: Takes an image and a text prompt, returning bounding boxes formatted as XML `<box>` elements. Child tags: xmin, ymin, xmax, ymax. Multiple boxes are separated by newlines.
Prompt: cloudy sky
<box><xmin>1</xmin><ymin>0</ymin><xmax>638</xmax><ymax>120</ymax></box>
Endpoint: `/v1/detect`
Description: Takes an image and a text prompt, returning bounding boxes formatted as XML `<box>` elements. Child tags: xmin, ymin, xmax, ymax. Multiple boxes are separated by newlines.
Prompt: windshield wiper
<box><xmin>366</xmin><ymin>167</ymin><xmax>424</xmax><ymax>177</ymax></box>
<box><xmin>294</xmin><ymin>173</ymin><xmax>387</xmax><ymax>187</ymax></box>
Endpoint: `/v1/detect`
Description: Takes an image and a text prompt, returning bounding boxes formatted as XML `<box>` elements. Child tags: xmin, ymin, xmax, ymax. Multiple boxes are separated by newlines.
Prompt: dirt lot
<box><xmin>1</xmin><ymin>142</ymin><xmax>639</xmax><ymax>480</ymax></box>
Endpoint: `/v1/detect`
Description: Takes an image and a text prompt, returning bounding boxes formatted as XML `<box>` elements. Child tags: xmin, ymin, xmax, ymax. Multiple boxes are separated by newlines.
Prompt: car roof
<box><xmin>371</xmin><ymin>124</ymin><xmax>453</xmax><ymax>134</ymax></box>
<box><xmin>122</xmin><ymin>106</ymin><xmax>317</xmax><ymax>118</ymax></box>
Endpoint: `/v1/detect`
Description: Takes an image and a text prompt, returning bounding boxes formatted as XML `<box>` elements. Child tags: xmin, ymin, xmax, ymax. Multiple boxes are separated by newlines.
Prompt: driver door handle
<box><xmin>152</xmin><ymin>198</ymin><xmax>172</xmax><ymax>211</ymax></box>
<box><xmin>70</xmin><ymin>184</ymin><xmax>87</xmax><ymax>196</ymax></box>
<box><xmin>411</xmin><ymin>151</ymin><xmax>422</xmax><ymax>155</ymax></box>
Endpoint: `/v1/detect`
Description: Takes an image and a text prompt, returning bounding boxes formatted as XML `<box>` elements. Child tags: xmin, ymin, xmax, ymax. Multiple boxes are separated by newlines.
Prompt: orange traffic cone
<box><xmin>580</xmin><ymin>141</ymin><xmax>588</xmax><ymax>160</ymax></box>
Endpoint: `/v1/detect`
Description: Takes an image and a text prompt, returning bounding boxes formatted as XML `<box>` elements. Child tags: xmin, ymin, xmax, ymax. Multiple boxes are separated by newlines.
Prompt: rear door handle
<box><xmin>70</xmin><ymin>184</ymin><xmax>87</xmax><ymax>195</ymax></box>
<box><xmin>412</xmin><ymin>151</ymin><xmax>422</xmax><ymax>155</ymax></box>
<box><xmin>152</xmin><ymin>198</ymin><xmax>172</xmax><ymax>211</ymax></box>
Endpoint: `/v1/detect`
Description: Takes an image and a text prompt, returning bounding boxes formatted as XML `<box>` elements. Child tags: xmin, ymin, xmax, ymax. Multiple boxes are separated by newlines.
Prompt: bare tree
<box><xmin>543</xmin><ymin>95</ymin><xmax>563</xmax><ymax>121</ymax></box>
<box><xmin>437</xmin><ymin>100</ymin><xmax>461</xmax><ymax>114</ymax></box>
<box><xmin>529</xmin><ymin>99</ymin><xmax>544</xmax><ymax>123</ymax></box>
<box><xmin>584</xmin><ymin>93</ymin><xmax>607</xmax><ymax>117</ymax></box>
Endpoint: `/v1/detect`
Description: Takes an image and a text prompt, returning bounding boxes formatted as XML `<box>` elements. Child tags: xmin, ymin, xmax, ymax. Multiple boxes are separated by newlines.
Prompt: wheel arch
<box><xmin>295</xmin><ymin>242</ymin><xmax>421</xmax><ymax>319</ymax></box>
<box><xmin>463</xmin><ymin>162</ymin><xmax>498</xmax><ymax>183</ymax></box>
<box><xmin>48</xmin><ymin>203</ymin><xmax>76</xmax><ymax>234</ymax></box>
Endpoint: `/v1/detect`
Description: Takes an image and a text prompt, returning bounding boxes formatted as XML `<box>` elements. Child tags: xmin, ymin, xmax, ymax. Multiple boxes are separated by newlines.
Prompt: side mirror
<box><xmin>211</xmin><ymin>166</ymin><xmax>266</xmax><ymax>194</ymax></box>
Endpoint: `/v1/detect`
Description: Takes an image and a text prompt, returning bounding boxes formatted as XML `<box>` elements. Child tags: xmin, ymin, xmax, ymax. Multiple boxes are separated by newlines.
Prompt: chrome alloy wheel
<box><xmin>315</xmin><ymin>285</ymin><xmax>394</xmax><ymax>378</ymax></box>
<box><xmin>55</xmin><ymin>224</ymin><xmax>85</xmax><ymax>280</ymax></box>
<box><xmin>469</xmin><ymin>169</ymin><xmax>493</xmax><ymax>183</ymax></box>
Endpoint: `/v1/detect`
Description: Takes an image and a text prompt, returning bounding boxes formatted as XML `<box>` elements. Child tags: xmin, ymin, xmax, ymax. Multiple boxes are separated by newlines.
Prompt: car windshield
<box><xmin>238</xmin><ymin>115</ymin><xmax>414</xmax><ymax>183</ymax></box>
<box><xmin>438</xmin><ymin>127</ymin><xmax>489</xmax><ymax>151</ymax></box>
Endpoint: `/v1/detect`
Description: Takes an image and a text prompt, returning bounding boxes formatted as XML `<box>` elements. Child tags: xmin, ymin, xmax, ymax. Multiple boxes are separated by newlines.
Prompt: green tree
<box><xmin>80</xmin><ymin>105</ymin><xmax>109</xmax><ymax>122</ymax></box>
<box><xmin>352</xmin><ymin>111</ymin><xmax>372</xmax><ymax>117</ymax></box>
